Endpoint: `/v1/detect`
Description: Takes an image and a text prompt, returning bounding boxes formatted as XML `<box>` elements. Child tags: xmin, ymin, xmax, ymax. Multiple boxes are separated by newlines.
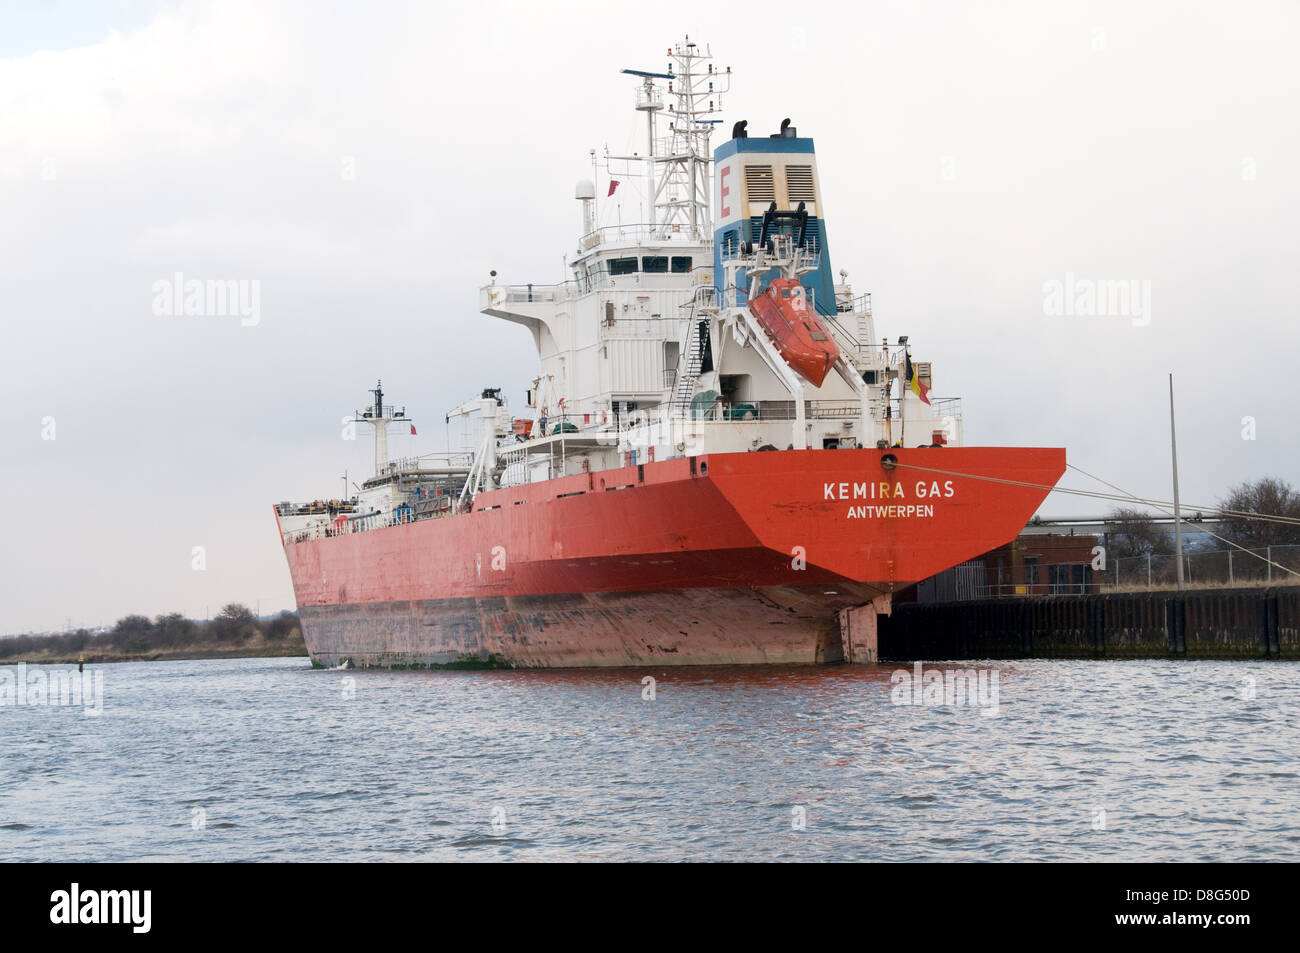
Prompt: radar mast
<box><xmin>612</xmin><ymin>36</ymin><xmax>730</xmax><ymax>241</ymax></box>
<box><xmin>354</xmin><ymin>380</ymin><xmax>413</xmax><ymax>476</ymax></box>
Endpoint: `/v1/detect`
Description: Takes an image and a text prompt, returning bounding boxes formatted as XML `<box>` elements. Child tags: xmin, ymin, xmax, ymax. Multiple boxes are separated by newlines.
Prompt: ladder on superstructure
<box><xmin>853</xmin><ymin>294</ymin><xmax>874</xmax><ymax>361</ymax></box>
<box><xmin>672</xmin><ymin>290</ymin><xmax>714</xmax><ymax>414</ymax></box>
<box><xmin>675</xmin><ymin>328</ymin><xmax>704</xmax><ymax>410</ymax></box>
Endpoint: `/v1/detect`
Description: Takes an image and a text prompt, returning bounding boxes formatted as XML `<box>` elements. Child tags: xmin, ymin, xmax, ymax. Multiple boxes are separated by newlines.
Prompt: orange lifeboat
<box><xmin>746</xmin><ymin>278</ymin><xmax>840</xmax><ymax>387</ymax></box>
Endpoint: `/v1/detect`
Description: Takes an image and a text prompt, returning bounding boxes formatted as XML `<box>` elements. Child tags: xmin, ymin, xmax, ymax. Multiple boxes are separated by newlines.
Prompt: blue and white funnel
<box><xmin>712</xmin><ymin>121</ymin><xmax>836</xmax><ymax>313</ymax></box>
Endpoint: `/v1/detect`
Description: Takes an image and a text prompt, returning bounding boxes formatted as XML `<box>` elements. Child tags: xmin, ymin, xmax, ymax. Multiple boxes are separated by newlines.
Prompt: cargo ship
<box><xmin>274</xmin><ymin>37</ymin><xmax>1066</xmax><ymax>668</ymax></box>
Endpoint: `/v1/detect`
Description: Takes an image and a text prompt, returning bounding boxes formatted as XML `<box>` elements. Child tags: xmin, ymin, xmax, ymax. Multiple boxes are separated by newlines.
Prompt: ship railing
<box><xmin>497</xmin><ymin>400</ymin><xmax>851</xmax><ymax>450</ymax></box>
<box><xmin>394</xmin><ymin>452</ymin><xmax>475</xmax><ymax>470</ymax></box>
<box><xmin>717</xmin><ymin>249</ymin><xmax>823</xmax><ymax>271</ymax></box>
<box><xmin>502</xmin><ymin>382</ymin><xmax>915</xmax><ymax>447</ymax></box>
<box><xmin>283</xmin><ymin>502</ymin><xmax>466</xmax><ymax>545</ymax></box>
<box><xmin>635</xmin><ymin>85</ymin><xmax>663</xmax><ymax>110</ymax></box>
<box><xmin>482</xmin><ymin>268</ymin><xmax>706</xmax><ymax>309</ymax></box>
<box><xmin>386</xmin><ymin>455</ymin><xmax>470</xmax><ymax>475</ymax></box>
<box><xmin>879</xmin><ymin>396</ymin><xmax>962</xmax><ymax>421</ymax></box>
<box><xmin>277</xmin><ymin>499</ymin><xmax>361</xmax><ymax>518</ymax></box>
<box><xmin>483</xmin><ymin>278</ymin><xmax>603</xmax><ymax>305</ymax></box>
<box><xmin>677</xmin><ymin>399</ymin><xmax>864</xmax><ymax>422</ymax></box>
<box><xmin>675</xmin><ymin>397</ymin><xmax>960</xmax><ymax>427</ymax></box>
<box><xmin>836</xmin><ymin>292</ymin><xmax>872</xmax><ymax>315</ymax></box>
<box><xmin>577</xmin><ymin>222</ymin><xmax>709</xmax><ymax>250</ymax></box>
<box><xmin>929</xmin><ymin>397</ymin><xmax>962</xmax><ymax>419</ymax></box>
<box><xmin>687</xmin><ymin>285</ymin><xmax>717</xmax><ymax>309</ymax></box>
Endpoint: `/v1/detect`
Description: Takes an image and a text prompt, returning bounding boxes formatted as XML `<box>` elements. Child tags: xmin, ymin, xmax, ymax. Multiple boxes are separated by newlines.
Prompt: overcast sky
<box><xmin>2</xmin><ymin>0</ymin><xmax>1297</xmax><ymax>634</ymax></box>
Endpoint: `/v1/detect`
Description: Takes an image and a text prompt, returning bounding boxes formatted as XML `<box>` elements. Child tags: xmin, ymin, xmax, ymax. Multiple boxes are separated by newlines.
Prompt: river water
<box><xmin>0</xmin><ymin>656</ymin><xmax>1295</xmax><ymax>861</ymax></box>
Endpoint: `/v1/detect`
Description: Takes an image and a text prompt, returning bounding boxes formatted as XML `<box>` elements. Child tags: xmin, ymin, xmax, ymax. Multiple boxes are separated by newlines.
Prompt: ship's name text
<box><xmin>826</xmin><ymin>481</ymin><xmax>953</xmax><ymax>519</ymax></box>
<box><xmin>824</xmin><ymin>480</ymin><xmax>954</xmax><ymax>501</ymax></box>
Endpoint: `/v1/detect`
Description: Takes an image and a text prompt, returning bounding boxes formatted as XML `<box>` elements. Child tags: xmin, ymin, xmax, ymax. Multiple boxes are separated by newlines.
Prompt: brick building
<box><xmin>911</xmin><ymin>533</ymin><xmax>1100</xmax><ymax>603</ymax></box>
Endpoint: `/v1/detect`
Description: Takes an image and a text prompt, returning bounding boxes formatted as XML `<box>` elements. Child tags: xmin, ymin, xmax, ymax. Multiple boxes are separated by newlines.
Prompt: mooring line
<box><xmin>888</xmin><ymin>460</ymin><xmax>1300</xmax><ymax>528</ymax></box>
<box><xmin>886</xmin><ymin>459</ymin><xmax>1300</xmax><ymax>577</ymax></box>
<box><xmin>1064</xmin><ymin>462</ymin><xmax>1299</xmax><ymax>577</ymax></box>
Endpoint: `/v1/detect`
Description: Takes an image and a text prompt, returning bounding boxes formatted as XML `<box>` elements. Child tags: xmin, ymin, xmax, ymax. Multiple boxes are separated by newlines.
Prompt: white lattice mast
<box><xmin>663</xmin><ymin>36</ymin><xmax>729</xmax><ymax>238</ymax></box>
<box><xmin>615</xmin><ymin>36</ymin><xmax>731</xmax><ymax>241</ymax></box>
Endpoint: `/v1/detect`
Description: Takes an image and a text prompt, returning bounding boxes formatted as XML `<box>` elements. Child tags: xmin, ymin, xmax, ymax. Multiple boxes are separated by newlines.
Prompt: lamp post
<box><xmin>1169</xmin><ymin>373</ymin><xmax>1185</xmax><ymax>592</ymax></box>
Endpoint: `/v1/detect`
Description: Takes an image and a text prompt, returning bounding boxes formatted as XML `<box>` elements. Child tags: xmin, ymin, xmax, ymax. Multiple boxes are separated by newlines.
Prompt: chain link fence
<box><xmin>1101</xmin><ymin>544</ymin><xmax>1300</xmax><ymax>591</ymax></box>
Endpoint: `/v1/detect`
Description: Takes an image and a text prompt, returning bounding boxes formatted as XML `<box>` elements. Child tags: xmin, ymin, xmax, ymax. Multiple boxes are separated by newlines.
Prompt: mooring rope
<box><xmin>887</xmin><ymin>460</ymin><xmax>1300</xmax><ymax>527</ymax></box>
<box><xmin>1063</xmin><ymin>462</ymin><xmax>1300</xmax><ymax>577</ymax></box>
<box><xmin>886</xmin><ymin>458</ymin><xmax>1300</xmax><ymax>577</ymax></box>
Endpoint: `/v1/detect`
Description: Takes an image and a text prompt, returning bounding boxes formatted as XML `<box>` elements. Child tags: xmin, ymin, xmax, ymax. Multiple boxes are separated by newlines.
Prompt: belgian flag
<box><xmin>905</xmin><ymin>354</ymin><xmax>931</xmax><ymax>405</ymax></box>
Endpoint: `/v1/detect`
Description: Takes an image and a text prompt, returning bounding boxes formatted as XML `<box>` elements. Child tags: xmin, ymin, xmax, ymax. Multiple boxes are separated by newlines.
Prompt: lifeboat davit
<box><xmin>746</xmin><ymin>277</ymin><xmax>841</xmax><ymax>387</ymax></box>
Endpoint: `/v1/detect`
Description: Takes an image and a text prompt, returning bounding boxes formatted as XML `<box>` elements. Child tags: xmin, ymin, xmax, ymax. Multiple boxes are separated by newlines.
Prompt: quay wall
<box><xmin>878</xmin><ymin>587</ymin><xmax>1299</xmax><ymax>661</ymax></box>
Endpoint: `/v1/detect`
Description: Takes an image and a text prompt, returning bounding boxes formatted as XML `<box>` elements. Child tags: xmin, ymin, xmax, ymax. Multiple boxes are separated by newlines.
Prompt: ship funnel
<box><xmin>712</xmin><ymin>123</ymin><xmax>835</xmax><ymax>313</ymax></box>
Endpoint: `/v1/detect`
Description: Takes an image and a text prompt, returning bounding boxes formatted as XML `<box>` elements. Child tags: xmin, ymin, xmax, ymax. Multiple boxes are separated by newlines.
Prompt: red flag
<box><xmin>607</xmin><ymin>180</ymin><xmax>619</xmax><ymax>197</ymax></box>
<box><xmin>409</xmin><ymin>424</ymin><xmax>417</xmax><ymax>435</ymax></box>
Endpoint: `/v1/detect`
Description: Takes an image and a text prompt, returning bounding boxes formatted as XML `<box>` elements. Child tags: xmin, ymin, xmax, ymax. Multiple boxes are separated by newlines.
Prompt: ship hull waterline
<box><xmin>280</xmin><ymin>446</ymin><xmax>1066</xmax><ymax>668</ymax></box>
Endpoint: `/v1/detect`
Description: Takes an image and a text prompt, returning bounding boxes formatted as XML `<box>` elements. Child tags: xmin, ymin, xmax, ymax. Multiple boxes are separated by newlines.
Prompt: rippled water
<box><xmin>0</xmin><ymin>656</ymin><xmax>1295</xmax><ymax>861</ymax></box>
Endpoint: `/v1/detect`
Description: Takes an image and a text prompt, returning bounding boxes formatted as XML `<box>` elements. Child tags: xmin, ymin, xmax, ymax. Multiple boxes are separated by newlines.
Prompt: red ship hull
<box><xmin>280</xmin><ymin>446</ymin><xmax>1065</xmax><ymax>667</ymax></box>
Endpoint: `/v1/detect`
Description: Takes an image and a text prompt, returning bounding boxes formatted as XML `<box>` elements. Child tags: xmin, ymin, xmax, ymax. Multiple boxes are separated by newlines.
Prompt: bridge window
<box><xmin>671</xmin><ymin>256</ymin><xmax>692</xmax><ymax>273</ymax></box>
<box><xmin>642</xmin><ymin>256</ymin><xmax>668</xmax><ymax>273</ymax></box>
<box><xmin>609</xmin><ymin>257</ymin><xmax>638</xmax><ymax>275</ymax></box>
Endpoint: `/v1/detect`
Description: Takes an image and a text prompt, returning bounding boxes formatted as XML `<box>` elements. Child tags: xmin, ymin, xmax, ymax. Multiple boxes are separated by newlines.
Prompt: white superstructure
<box><xmin>280</xmin><ymin>36</ymin><xmax>968</xmax><ymax>545</ymax></box>
<box><xmin>474</xmin><ymin>37</ymin><xmax>962</xmax><ymax>494</ymax></box>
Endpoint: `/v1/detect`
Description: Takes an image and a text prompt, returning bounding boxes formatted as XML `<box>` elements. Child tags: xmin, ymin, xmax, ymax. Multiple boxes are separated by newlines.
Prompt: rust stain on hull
<box><xmin>300</xmin><ymin>583</ymin><xmax>881</xmax><ymax>669</ymax></box>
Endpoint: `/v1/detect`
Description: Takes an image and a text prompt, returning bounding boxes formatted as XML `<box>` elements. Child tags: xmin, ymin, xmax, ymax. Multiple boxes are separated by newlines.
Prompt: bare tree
<box><xmin>1219</xmin><ymin>477</ymin><xmax>1300</xmax><ymax>548</ymax></box>
<box><xmin>1104</xmin><ymin>506</ymin><xmax>1172</xmax><ymax>559</ymax></box>
<box><xmin>211</xmin><ymin>603</ymin><xmax>256</xmax><ymax>642</ymax></box>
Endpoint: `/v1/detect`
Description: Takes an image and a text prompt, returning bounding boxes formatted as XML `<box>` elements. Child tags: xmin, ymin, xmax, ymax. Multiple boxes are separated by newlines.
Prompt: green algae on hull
<box><xmin>310</xmin><ymin>652</ymin><xmax>513</xmax><ymax>671</ymax></box>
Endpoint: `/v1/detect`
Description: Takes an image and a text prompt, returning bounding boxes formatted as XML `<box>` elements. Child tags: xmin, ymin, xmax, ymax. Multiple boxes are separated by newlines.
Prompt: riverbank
<box><xmin>1</xmin><ymin>635</ymin><xmax>307</xmax><ymax>666</ymax></box>
<box><xmin>0</xmin><ymin>604</ymin><xmax>306</xmax><ymax>666</ymax></box>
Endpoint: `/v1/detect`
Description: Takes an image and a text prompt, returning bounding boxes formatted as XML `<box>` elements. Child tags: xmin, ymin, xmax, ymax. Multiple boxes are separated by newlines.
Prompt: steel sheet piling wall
<box><xmin>879</xmin><ymin>587</ymin><xmax>1299</xmax><ymax>661</ymax></box>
